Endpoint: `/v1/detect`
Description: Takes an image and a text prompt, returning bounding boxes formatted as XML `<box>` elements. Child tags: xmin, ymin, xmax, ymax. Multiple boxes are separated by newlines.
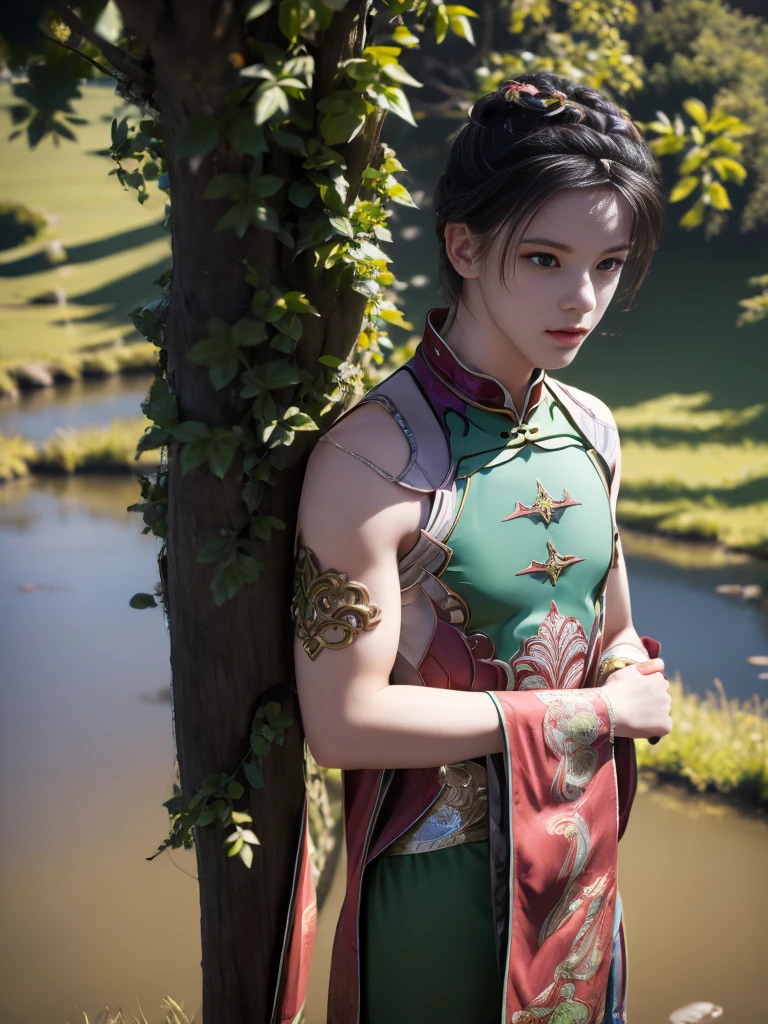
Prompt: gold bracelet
<box><xmin>597</xmin><ymin>690</ymin><xmax>616</xmax><ymax>745</ymax></box>
<box><xmin>596</xmin><ymin>643</ymin><xmax>650</xmax><ymax>688</ymax></box>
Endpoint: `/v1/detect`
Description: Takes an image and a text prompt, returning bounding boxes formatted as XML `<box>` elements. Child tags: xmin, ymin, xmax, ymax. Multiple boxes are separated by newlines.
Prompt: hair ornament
<box><xmin>501</xmin><ymin>80</ymin><xmax>588</xmax><ymax>123</ymax></box>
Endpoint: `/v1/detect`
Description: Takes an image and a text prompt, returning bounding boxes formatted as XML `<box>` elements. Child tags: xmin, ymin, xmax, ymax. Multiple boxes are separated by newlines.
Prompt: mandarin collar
<box><xmin>418</xmin><ymin>306</ymin><xmax>547</xmax><ymax>422</ymax></box>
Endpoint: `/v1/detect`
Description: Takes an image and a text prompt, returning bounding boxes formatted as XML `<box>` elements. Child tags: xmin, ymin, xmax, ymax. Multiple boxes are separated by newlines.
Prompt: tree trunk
<box><xmin>116</xmin><ymin>2</ymin><xmax>381</xmax><ymax>1020</ymax></box>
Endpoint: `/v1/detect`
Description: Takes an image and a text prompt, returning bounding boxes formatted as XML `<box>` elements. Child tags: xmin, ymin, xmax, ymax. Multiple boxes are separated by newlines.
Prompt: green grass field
<box><xmin>0</xmin><ymin>81</ymin><xmax>169</xmax><ymax>367</ymax></box>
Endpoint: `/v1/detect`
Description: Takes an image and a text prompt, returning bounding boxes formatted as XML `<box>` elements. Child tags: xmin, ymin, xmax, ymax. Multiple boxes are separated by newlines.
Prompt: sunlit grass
<box><xmin>0</xmin><ymin>433</ymin><xmax>37</xmax><ymax>482</ymax></box>
<box><xmin>33</xmin><ymin>416</ymin><xmax>154</xmax><ymax>474</ymax></box>
<box><xmin>613</xmin><ymin>391</ymin><xmax>766</xmax><ymax>435</ymax></box>
<box><xmin>0</xmin><ymin>82</ymin><xmax>168</xmax><ymax>367</ymax></box>
<box><xmin>0</xmin><ymin>416</ymin><xmax>154</xmax><ymax>480</ymax></box>
<box><xmin>636</xmin><ymin>674</ymin><xmax>768</xmax><ymax>808</ymax></box>
<box><xmin>620</xmin><ymin>437</ymin><xmax>768</xmax><ymax>491</ymax></box>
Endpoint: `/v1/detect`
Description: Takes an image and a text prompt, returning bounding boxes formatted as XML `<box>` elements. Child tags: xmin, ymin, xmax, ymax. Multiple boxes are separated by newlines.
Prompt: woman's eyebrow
<box><xmin>521</xmin><ymin>237</ymin><xmax>631</xmax><ymax>254</ymax></box>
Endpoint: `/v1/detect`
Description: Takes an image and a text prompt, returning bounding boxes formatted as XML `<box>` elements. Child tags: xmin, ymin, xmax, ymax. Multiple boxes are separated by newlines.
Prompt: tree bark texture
<box><xmin>116</xmin><ymin>2</ymin><xmax>383</xmax><ymax>1020</ymax></box>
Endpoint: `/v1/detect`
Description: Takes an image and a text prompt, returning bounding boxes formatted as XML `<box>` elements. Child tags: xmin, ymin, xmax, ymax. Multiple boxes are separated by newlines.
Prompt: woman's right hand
<box><xmin>600</xmin><ymin>657</ymin><xmax>673</xmax><ymax>740</ymax></box>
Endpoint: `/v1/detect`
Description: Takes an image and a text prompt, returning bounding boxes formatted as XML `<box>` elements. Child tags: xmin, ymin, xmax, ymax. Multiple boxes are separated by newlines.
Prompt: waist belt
<box><xmin>381</xmin><ymin>759</ymin><xmax>489</xmax><ymax>857</ymax></box>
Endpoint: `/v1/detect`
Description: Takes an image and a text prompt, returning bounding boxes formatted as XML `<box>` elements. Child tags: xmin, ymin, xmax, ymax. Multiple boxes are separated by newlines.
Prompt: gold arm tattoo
<box><xmin>291</xmin><ymin>545</ymin><xmax>383</xmax><ymax>661</ymax></box>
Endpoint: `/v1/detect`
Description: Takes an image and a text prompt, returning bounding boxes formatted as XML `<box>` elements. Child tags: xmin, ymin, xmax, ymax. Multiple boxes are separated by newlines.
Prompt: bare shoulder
<box><xmin>321</xmin><ymin>397</ymin><xmax>414</xmax><ymax>480</ymax></box>
<box><xmin>297</xmin><ymin>399</ymin><xmax>425</xmax><ymax>565</ymax></box>
<box><xmin>553</xmin><ymin>379</ymin><xmax>616</xmax><ymax>428</ymax></box>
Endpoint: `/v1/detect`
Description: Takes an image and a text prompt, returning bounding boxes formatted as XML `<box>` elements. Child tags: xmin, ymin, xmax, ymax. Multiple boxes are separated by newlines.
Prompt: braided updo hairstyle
<box><xmin>434</xmin><ymin>71</ymin><xmax>665</xmax><ymax>332</ymax></box>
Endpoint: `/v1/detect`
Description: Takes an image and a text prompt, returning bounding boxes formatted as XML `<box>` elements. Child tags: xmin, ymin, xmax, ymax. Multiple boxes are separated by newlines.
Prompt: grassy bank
<box><xmin>615</xmin><ymin>394</ymin><xmax>768</xmax><ymax>557</ymax></box>
<box><xmin>0</xmin><ymin>340</ymin><xmax>159</xmax><ymax>397</ymax></box>
<box><xmin>0</xmin><ymin>415</ymin><xmax>156</xmax><ymax>480</ymax></box>
<box><xmin>0</xmin><ymin>83</ymin><xmax>169</xmax><ymax>369</ymax></box>
<box><xmin>635</xmin><ymin>674</ymin><xmax>768</xmax><ymax>812</ymax></box>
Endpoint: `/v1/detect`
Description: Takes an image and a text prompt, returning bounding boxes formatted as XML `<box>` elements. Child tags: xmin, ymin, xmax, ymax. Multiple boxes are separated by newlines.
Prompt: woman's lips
<box><xmin>546</xmin><ymin>329</ymin><xmax>587</xmax><ymax>345</ymax></box>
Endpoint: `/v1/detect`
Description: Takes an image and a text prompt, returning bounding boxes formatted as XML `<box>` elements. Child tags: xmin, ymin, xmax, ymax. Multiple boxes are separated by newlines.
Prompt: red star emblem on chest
<box><xmin>502</xmin><ymin>478</ymin><xmax>582</xmax><ymax>525</ymax></box>
<box><xmin>515</xmin><ymin>539</ymin><xmax>585</xmax><ymax>587</ymax></box>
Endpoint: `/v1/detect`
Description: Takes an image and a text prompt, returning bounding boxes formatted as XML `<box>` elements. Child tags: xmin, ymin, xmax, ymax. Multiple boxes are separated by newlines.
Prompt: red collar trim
<box><xmin>418</xmin><ymin>307</ymin><xmax>547</xmax><ymax>421</ymax></box>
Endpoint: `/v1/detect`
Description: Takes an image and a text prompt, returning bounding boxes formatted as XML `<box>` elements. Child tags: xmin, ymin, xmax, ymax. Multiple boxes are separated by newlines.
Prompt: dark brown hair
<box><xmin>434</xmin><ymin>71</ymin><xmax>666</xmax><ymax>332</ymax></box>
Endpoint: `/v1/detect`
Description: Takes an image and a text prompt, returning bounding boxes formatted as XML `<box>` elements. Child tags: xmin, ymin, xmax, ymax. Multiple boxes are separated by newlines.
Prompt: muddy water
<box><xmin>0</xmin><ymin>477</ymin><xmax>766</xmax><ymax>1023</ymax></box>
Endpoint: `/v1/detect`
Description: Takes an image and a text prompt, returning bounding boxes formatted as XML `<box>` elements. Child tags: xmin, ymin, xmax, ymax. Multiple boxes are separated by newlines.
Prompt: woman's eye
<box><xmin>523</xmin><ymin>253</ymin><xmax>626</xmax><ymax>272</ymax></box>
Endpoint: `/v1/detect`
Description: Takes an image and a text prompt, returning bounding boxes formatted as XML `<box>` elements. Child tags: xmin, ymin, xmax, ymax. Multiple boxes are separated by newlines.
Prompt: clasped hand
<box><xmin>600</xmin><ymin>657</ymin><xmax>673</xmax><ymax>740</ymax></box>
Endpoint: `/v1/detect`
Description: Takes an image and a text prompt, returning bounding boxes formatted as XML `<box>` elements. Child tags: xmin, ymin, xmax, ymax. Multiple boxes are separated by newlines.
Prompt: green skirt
<box><xmin>360</xmin><ymin>839</ymin><xmax>503</xmax><ymax>1024</ymax></box>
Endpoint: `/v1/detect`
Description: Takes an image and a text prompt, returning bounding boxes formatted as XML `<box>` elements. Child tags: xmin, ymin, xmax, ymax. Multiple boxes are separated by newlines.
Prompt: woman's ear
<box><xmin>443</xmin><ymin>222</ymin><xmax>481</xmax><ymax>280</ymax></box>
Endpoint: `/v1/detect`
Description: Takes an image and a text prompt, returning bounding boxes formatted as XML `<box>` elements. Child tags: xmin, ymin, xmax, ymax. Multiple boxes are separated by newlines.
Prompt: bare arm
<box><xmin>292</xmin><ymin>400</ymin><xmax>505</xmax><ymax>770</ymax></box>
<box><xmin>601</xmin><ymin>412</ymin><xmax>648</xmax><ymax>652</ymax></box>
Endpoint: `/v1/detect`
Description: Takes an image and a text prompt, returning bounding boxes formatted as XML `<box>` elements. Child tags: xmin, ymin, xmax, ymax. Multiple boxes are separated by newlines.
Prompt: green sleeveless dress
<box><xmin>360</xmin><ymin>388</ymin><xmax>621</xmax><ymax>1023</ymax></box>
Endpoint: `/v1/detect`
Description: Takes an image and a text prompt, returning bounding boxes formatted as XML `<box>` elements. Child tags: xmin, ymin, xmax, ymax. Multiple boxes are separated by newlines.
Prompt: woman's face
<box><xmin>446</xmin><ymin>186</ymin><xmax>633</xmax><ymax>370</ymax></box>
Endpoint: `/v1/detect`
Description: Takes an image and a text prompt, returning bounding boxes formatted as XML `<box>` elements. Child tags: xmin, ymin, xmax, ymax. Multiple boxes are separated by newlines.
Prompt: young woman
<box><xmin>285</xmin><ymin>71</ymin><xmax>673</xmax><ymax>1024</ymax></box>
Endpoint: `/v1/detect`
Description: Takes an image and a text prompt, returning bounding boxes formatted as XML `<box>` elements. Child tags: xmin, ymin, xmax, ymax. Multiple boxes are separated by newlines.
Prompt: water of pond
<box><xmin>0</xmin><ymin>474</ymin><xmax>766</xmax><ymax>1022</ymax></box>
<box><xmin>0</xmin><ymin>371</ymin><xmax>154</xmax><ymax>440</ymax></box>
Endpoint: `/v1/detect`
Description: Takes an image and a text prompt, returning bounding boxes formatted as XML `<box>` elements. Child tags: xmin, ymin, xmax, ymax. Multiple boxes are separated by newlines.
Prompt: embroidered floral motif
<box><xmin>511</xmin><ymin>599</ymin><xmax>589</xmax><ymax>691</ymax></box>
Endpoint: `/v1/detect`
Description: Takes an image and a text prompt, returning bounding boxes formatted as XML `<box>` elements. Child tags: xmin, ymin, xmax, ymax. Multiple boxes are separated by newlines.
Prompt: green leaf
<box><xmin>232</xmin><ymin>318</ymin><xmax>268</xmax><ymax>347</ymax></box>
<box><xmin>279</xmin><ymin>0</ymin><xmax>301</xmax><ymax>41</ymax></box>
<box><xmin>254</xmin><ymin>86</ymin><xmax>289</xmax><ymax>126</ymax></box>
<box><xmin>706</xmin><ymin>181</ymin><xmax>731</xmax><ymax>211</ymax></box>
<box><xmin>135</xmin><ymin>425</ymin><xmax>170</xmax><ymax>456</ymax></box>
<box><xmin>178</xmin><ymin>115</ymin><xmax>222</xmax><ymax>157</ymax></box>
<box><xmin>244</xmin><ymin>759</ymin><xmax>266</xmax><ymax>788</ymax></box>
<box><xmin>380</xmin><ymin>63</ymin><xmax>422</xmax><ymax>88</ymax></box>
<box><xmin>251</xmin><ymin>174</ymin><xmax>284</xmax><ymax>198</ymax></box>
<box><xmin>250</xmin><ymin>202</ymin><xmax>280</xmax><ymax>232</ymax></box>
<box><xmin>227</xmin><ymin>779</ymin><xmax>245</xmax><ymax>799</ymax></box>
<box><xmin>271</xmin><ymin>715</ymin><xmax>294</xmax><ymax>730</ymax></box>
<box><xmin>668</xmin><ymin>176</ymin><xmax>699</xmax><ymax>203</ymax></box>
<box><xmin>378</xmin><ymin>307</ymin><xmax>414</xmax><ymax>329</ymax></box>
<box><xmin>196</xmin><ymin>536</ymin><xmax>232</xmax><ymax>563</ymax></box>
<box><xmin>277</xmin><ymin>226</ymin><xmax>294</xmax><ymax>249</ymax></box>
<box><xmin>320</xmin><ymin>112</ymin><xmax>366</xmax><ymax>146</ymax></box>
<box><xmin>392</xmin><ymin>24</ymin><xmax>420</xmax><ymax>46</ymax></box>
<box><xmin>288</xmin><ymin>180</ymin><xmax>315</xmax><ymax>208</ymax></box>
<box><xmin>215</xmin><ymin>202</ymin><xmax>252</xmax><ymax>236</ymax></box>
<box><xmin>207</xmin><ymin>435</ymin><xmax>239</xmax><ymax>478</ymax></box>
<box><xmin>679</xmin><ymin>197</ymin><xmax>706</xmax><ymax>229</ymax></box>
<box><xmin>203</xmin><ymin>173</ymin><xmax>249</xmax><ymax>199</ymax></box>
<box><xmin>682</xmin><ymin>98</ymin><xmax>708</xmax><ymax>129</ymax></box>
<box><xmin>130</xmin><ymin>592</ymin><xmax>157</xmax><ymax>609</ymax></box>
<box><xmin>211</xmin><ymin>350</ymin><xmax>240</xmax><ymax>390</ymax></box>
<box><xmin>251</xmin><ymin>731</ymin><xmax>271</xmax><ymax>756</ymax></box>
<box><xmin>227</xmin><ymin>837</ymin><xmax>244</xmax><ymax>856</ymax></box>
<box><xmin>211</xmin><ymin>561</ymin><xmax>246</xmax><ymax>605</ymax></box>
<box><xmin>240</xmin><ymin>359</ymin><xmax>302</xmax><ymax>394</ymax></box>
<box><xmin>318</xmin><ymin>354</ymin><xmax>343</xmax><ymax>367</ymax></box>
<box><xmin>229</xmin><ymin>113</ymin><xmax>268</xmax><ymax>157</ymax></box>
<box><xmin>434</xmin><ymin>3</ymin><xmax>449</xmax><ymax>43</ymax></box>
<box><xmin>449</xmin><ymin>14</ymin><xmax>474</xmax><ymax>44</ymax></box>
<box><xmin>281</xmin><ymin>290</ymin><xmax>319</xmax><ymax>314</ymax></box>
<box><xmin>170</xmin><ymin>420</ymin><xmax>211</xmax><ymax>442</ymax></box>
<box><xmin>264</xmin><ymin>701</ymin><xmax>282</xmax><ymax>721</ymax></box>
<box><xmin>246</xmin><ymin>0</ymin><xmax>274</xmax><ymax>18</ymax></box>
<box><xmin>379</xmin><ymin>86</ymin><xmax>416</xmax><ymax>127</ymax></box>
<box><xmin>270</xmin><ymin>332</ymin><xmax>297</xmax><ymax>354</ymax></box>
<box><xmin>710</xmin><ymin>157</ymin><xmax>747</xmax><ymax>184</ymax></box>
<box><xmin>181</xmin><ymin>438</ymin><xmax>213</xmax><ymax>475</ymax></box>
<box><xmin>270</xmin><ymin>129</ymin><xmax>307</xmax><ymax>156</ymax></box>
<box><xmin>329</xmin><ymin>215</ymin><xmax>354</xmax><ymax>237</ymax></box>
